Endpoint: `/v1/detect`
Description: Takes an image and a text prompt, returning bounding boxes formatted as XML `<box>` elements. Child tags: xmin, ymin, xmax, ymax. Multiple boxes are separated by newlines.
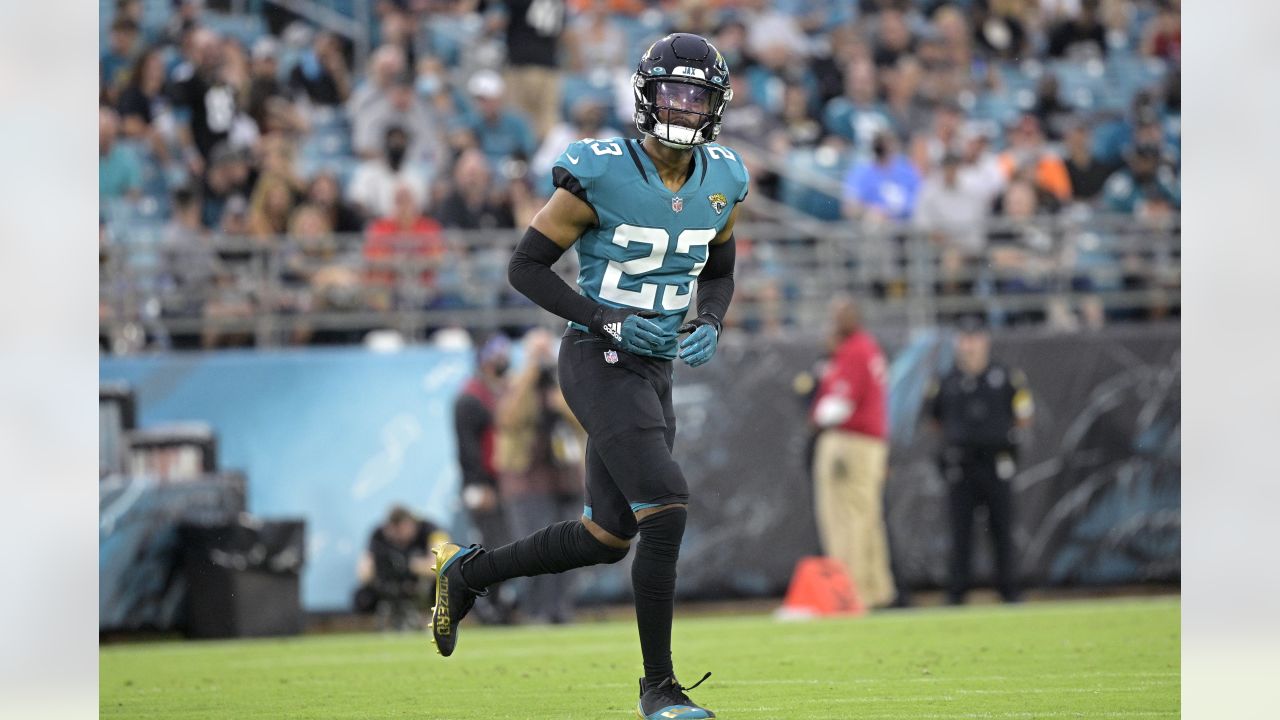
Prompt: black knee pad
<box><xmin>636</xmin><ymin>506</ymin><xmax>687</xmax><ymax>561</ymax></box>
<box><xmin>573</xmin><ymin>520</ymin><xmax>630</xmax><ymax>565</ymax></box>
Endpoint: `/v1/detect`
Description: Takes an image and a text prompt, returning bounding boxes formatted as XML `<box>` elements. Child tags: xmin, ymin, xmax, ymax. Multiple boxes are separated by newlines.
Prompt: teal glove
<box><xmin>591</xmin><ymin>307</ymin><xmax>675</xmax><ymax>355</ymax></box>
<box><xmin>677</xmin><ymin>315</ymin><xmax>720</xmax><ymax>367</ymax></box>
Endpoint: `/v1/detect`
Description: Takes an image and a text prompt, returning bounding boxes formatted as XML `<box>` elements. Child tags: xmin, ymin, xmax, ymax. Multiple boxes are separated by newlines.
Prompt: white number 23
<box><xmin>599</xmin><ymin>224</ymin><xmax>715</xmax><ymax>311</ymax></box>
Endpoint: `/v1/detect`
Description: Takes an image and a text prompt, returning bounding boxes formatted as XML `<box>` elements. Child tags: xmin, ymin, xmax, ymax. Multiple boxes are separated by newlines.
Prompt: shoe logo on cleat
<box><xmin>661</xmin><ymin>710</ymin><xmax>695</xmax><ymax>718</ymax></box>
<box><xmin>436</xmin><ymin>577</ymin><xmax>451</xmax><ymax>635</ymax></box>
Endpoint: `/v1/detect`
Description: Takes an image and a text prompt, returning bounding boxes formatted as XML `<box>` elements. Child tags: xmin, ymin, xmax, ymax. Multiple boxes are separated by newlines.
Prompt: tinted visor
<box><xmin>647</xmin><ymin>80</ymin><xmax>720</xmax><ymax>125</ymax></box>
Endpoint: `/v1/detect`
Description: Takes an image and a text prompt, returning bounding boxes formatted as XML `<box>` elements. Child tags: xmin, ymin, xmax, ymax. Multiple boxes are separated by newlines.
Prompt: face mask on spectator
<box><xmin>387</xmin><ymin>144</ymin><xmax>407</xmax><ymax>171</ymax></box>
<box><xmin>416</xmin><ymin>75</ymin><xmax>442</xmax><ymax>97</ymax></box>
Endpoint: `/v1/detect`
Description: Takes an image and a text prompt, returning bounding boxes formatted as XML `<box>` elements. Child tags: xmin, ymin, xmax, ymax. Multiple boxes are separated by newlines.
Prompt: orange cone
<box><xmin>775</xmin><ymin>556</ymin><xmax>866</xmax><ymax>619</ymax></box>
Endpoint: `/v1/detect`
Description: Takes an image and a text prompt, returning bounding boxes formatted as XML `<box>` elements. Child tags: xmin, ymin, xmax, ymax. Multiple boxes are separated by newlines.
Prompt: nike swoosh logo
<box><xmin>566</xmin><ymin>154</ymin><xmax>580</xmax><ymax>164</ymax></box>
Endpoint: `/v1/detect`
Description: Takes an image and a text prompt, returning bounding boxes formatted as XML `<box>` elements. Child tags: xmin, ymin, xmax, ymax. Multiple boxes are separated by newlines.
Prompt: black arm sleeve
<box><xmin>694</xmin><ymin>235</ymin><xmax>736</xmax><ymax>330</ymax></box>
<box><xmin>507</xmin><ymin>226</ymin><xmax>602</xmax><ymax>328</ymax></box>
<box><xmin>453</xmin><ymin>395</ymin><xmax>495</xmax><ymax>490</ymax></box>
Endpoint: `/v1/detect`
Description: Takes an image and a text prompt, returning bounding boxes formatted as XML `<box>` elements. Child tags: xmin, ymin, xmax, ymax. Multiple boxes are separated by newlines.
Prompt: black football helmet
<box><xmin>632</xmin><ymin>33</ymin><xmax>733</xmax><ymax>148</ymax></box>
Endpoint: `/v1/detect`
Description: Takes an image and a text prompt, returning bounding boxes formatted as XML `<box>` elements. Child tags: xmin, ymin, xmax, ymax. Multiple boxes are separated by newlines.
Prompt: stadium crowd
<box><xmin>99</xmin><ymin>0</ymin><xmax>1180</xmax><ymax>350</ymax></box>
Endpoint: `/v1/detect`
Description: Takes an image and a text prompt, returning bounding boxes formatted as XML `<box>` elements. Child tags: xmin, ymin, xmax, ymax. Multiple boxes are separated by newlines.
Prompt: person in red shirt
<box><xmin>363</xmin><ymin>183</ymin><xmax>446</xmax><ymax>310</ymax></box>
<box><xmin>808</xmin><ymin>294</ymin><xmax>894</xmax><ymax>608</ymax></box>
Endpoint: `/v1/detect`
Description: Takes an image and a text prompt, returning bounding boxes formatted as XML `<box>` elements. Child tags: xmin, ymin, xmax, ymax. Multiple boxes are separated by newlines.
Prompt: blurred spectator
<box><xmin>437</xmin><ymin>149</ymin><xmax>516</xmax><ymax>231</ymax></box>
<box><xmin>454</xmin><ymin>333</ymin><xmax>518</xmax><ymax>625</ymax></box>
<box><xmin>1047</xmin><ymin>0</ymin><xmax>1108</xmax><ymax>58</ymax></box>
<box><xmin>289</xmin><ymin>31</ymin><xmax>352</xmax><ymax>107</ymax></box>
<box><xmin>931</xmin><ymin>5</ymin><xmax>976</xmax><ymax>82</ymax></box>
<box><xmin>872</xmin><ymin>8</ymin><xmax>916</xmax><ymax>69</ymax></box>
<box><xmin>169</xmin><ymin>29</ymin><xmax>242</xmax><ymax>165</ymax></box>
<box><xmin>363</xmin><ymin>184</ymin><xmax>447</xmax><ymax>309</ymax></box>
<box><xmin>1030</xmin><ymin>74</ymin><xmax>1073</xmax><ymax>140</ymax></box>
<box><xmin>771</xmin><ymin>84</ymin><xmax>824</xmax><ymax>152</ymax></box>
<box><xmin>972</xmin><ymin>0</ymin><xmax>1031</xmax><ymax>61</ymax></box>
<box><xmin>375</xmin><ymin>4</ymin><xmax>419</xmax><ymax>71</ymax></box>
<box><xmin>306</xmin><ymin>172</ymin><xmax>366</xmax><ymax>234</ymax></box>
<box><xmin>355</xmin><ymin>505</ymin><xmax>449</xmax><ymax>631</ymax></box>
<box><xmin>99</xmin><ymin>107</ymin><xmax>143</xmax><ymax>201</ymax></box>
<box><xmin>1142</xmin><ymin>0</ymin><xmax>1181</xmax><ymax>63</ymax></box>
<box><xmin>823</xmin><ymin>59</ymin><xmax>892</xmax><ymax>149</ymax></box>
<box><xmin>160</xmin><ymin>186</ymin><xmax>218</xmax><ymax>320</ymax></box>
<box><xmin>254</xmin><ymin>132</ymin><xmax>308</xmax><ymax>197</ymax></box>
<box><xmin>199</xmin><ymin>143</ymin><xmax>251</xmax><ymax>229</ymax></box>
<box><xmin>494</xmin><ymin>328</ymin><xmax>586</xmax><ymax>624</ymax></box>
<box><xmin>508</xmin><ymin>176</ymin><xmax>544</xmax><ymax>229</ymax></box>
<box><xmin>920</xmin><ymin>101</ymin><xmax>965</xmax><ymax>170</ymax></box>
<box><xmin>739</xmin><ymin>18</ymin><xmax>817</xmax><ymax>135</ymax></box>
<box><xmin>101</xmin><ymin>18</ymin><xmax>141</xmax><ymax>98</ymax></box>
<box><xmin>914</xmin><ymin>152</ymin><xmax>999</xmax><ymax>273</ymax></box>
<box><xmin>1102</xmin><ymin>144</ymin><xmax>1179</xmax><ymax>216</ymax></box>
<box><xmin>882</xmin><ymin>56</ymin><xmax>931</xmax><ymax>139</ymax></box>
<box><xmin>116</xmin><ymin>47</ymin><xmax>173</xmax><ymax>162</ymax></box>
<box><xmin>492</xmin><ymin>0</ymin><xmax>567</xmax><ymax>139</ymax></box>
<box><xmin>808</xmin><ymin>22</ymin><xmax>865</xmax><ymax>106</ymax></box>
<box><xmin>352</xmin><ymin>75</ymin><xmax>443</xmax><ymax>168</ymax></box>
<box><xmin>809</xmin><ymin>294</ymin><xmax>894</xmax><ymax>609</ymax></box>
<box><xmin>348</xmin><ymin>126</ymin><xmax>430</xmax><ymax>219</ymax></box>
<box><xmin>531</xmin><ymin>98</ymin><xmax>620</xmax><ymax>181</ymax></box>
<box><xmin>1063</xmin><ymin>121</ymin><xmax>1120</xmax><ymax>202</ymax></box>
<box><xmin>164</xmin><ymin>0</ymin><xmax>204</xmax><ymax>47</ymax></box>
<box><xmin>997</xmin><ymin>114</ymin><xmax>1072</xmax><ymax>205</ymax></box>
<box><xmin>564</xmin><ymin>0</ymin><xmax>628</xmax><ymax>73</ymax></box>
<box><xmin>280</xmin><ymin>204</ymin><xmax>362</xmax><ymax>342</ymax></box>
<box><xmin>246</xmin><ymin>38</ymin><xmax>285</xmax><ymax>131</ymax></box>
<box><xmin>842</xmin><ymin>131</ymin><xmax>922</xmax><ymax>222</ymax></box>
<box><xmin>464</xmin><ymin>71</ymin><xmax>538</xmax><ymax>174</ymax></box>
<box><xmin>247</xmin><ymin>175</ymin><xmax>297</xmax><ymax>239</ymax></box>
<box><xmin>1131</xmin><ymin>113</ymin><xmax>1179</xmax><ymax>169</ymax></box>
<box><xmin>926</xmin><ymin>318</ymin><xmax>1034</xmax><ymax>604</ymax></box>
<box><xmin>989</xmin><ymin>180</ymin><xmax>1055</xmax><ymax>321</ymax></box>
<box><xmin>347</xmin><ymin>44</ymin><xmax>408</xmax><ymax>120</ymax></box>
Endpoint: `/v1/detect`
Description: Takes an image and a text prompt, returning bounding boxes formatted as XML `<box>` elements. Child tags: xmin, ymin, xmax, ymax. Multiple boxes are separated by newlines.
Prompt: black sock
<box><xmin>461</xmin><ymin>520</ymin><xmax>629</xmax><ymax>590</ymax></box>
<box><xmin>632</xmin><ymin>508</ymin><xmax>687</xmax><ymax>686</ymax></box>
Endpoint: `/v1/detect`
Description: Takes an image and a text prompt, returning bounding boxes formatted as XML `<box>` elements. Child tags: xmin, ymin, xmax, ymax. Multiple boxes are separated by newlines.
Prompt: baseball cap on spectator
<box><xmin>467</xmin><ymin>70</ymin><xmax>505</xmax><ymax>99</ymax></box>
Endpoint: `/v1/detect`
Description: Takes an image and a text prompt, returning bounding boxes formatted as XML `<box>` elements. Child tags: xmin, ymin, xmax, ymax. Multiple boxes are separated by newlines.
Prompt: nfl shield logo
<box><xmin>603</xmin><ymin>349</ymin><xmax>619</xmax><ymax>364</ymax></box>
<box><xmin>671</xmin><ymin>196</ymin><xmax>683</xmax><ymax>213</ymax></box>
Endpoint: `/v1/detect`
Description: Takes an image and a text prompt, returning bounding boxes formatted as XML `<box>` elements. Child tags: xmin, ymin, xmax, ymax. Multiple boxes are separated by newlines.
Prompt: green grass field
<box><xmin>100</xmin><ymin>596</ymin><xmax>1179</xmax><ymax>719</ymax></box>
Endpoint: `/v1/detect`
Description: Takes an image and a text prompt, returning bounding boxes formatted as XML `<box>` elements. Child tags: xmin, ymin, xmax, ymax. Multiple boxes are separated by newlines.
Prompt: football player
<box><xmin>429</xmin><ymin>33</ymin><xmax>747</xmax><ymax>720</ymax></box>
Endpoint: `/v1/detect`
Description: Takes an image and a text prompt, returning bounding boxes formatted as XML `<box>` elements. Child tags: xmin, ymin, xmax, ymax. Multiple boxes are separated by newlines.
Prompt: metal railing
<box><xmin>99</xmin><ymin>214</ymin><xmax>1180</xmax><ymax>352</ymax></box>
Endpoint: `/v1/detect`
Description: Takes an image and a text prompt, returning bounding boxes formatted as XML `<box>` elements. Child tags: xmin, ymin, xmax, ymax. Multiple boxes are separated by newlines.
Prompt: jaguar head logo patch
<box><xmin>708</xmin><ymin>193</ymin><xmax>728</xmax><ymax>215</ymax></box>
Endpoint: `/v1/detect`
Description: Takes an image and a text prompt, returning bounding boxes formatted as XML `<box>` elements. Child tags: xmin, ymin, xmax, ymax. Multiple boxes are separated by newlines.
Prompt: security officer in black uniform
<box><xmin>927</xmin><ymin>317</ymin><xmax>1034</xmax><ymax>604</ymax></box>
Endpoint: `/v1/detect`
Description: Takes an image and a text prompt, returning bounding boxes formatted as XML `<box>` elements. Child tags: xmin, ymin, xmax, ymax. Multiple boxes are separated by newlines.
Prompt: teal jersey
<box><xmin>552</xmin><ymin>136</ymin><xmax>749</xmax><ymax>359</ymax></box>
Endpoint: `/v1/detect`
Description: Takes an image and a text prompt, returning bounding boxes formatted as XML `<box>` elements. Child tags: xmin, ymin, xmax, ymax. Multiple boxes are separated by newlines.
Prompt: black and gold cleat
<box><xmin>636</xmin><ymin>673</ymin><xmax>715</xmax><ymax>719</ymax></box>
<box><xmin>429</xmin><ymin>542</ymin><xmax>486</xmax><ymax>657</ymax></box>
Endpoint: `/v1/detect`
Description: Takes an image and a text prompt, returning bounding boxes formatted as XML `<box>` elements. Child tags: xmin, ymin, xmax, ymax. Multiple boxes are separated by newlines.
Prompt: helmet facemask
<box><xmin>634</xmin><ymin>76</ymin><xmax>731</xmax><ymax>148</ymax></box>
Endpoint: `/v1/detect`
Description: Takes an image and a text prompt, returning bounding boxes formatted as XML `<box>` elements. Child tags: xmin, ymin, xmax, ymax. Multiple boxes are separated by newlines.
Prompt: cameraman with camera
<box><xmin>494</xmin><ymin>328</ymin><xmax>587</xmax><ymax>624</ymax></box>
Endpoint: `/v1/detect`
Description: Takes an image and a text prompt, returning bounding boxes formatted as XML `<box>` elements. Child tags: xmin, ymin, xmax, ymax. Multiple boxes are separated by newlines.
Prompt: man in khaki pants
<box><xmin>809</xmin><ymin>295</ymin><xmax>894</xmax><ymax>608</ymax></box>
